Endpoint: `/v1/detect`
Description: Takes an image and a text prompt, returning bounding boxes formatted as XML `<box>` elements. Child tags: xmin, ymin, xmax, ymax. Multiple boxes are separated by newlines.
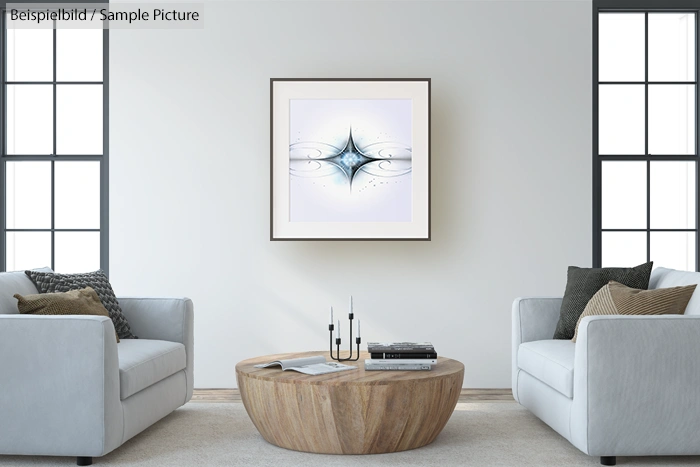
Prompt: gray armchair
<box><xmin>0</xmin><ymin>270</ymin><xmax>193</xmax><ymax>465</ymax></box>
<box><xmin>512</xmin><ymin>267</ymin><xmax>700</xmax><ymax>465</ymax></box>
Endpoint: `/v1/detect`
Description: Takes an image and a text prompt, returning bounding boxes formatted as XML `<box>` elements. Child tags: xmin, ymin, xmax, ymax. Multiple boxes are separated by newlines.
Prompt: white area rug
<box><xmin>1</xmin><ymin>403</ymin><xmax>699</xmax><ymax>466</ymax></box>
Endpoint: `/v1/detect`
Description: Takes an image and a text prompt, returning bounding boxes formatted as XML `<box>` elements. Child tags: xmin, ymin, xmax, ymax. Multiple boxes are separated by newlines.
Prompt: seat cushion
<box><xmin>518</xmin><ymin>340</ymin><xmax>575</xmax><ymax>398</ymax></box>
<box><xmin>118</xmin><ymin>339</ymin><xmax>186</xmax><ymax>400</ymax></box>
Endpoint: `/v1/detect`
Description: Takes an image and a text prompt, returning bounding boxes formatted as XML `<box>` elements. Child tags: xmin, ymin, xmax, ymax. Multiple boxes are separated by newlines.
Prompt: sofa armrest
<box><xmin>0</xmin><ymin>315</ymin><xmax>122</xmax><ymax>457</ymax></box>
<box><xmin>571</xmin><ymin>315</ymin><xmax>700</xmax><ymax>456</ymax></box>
<box><xmin>118</xmin><ymin>297</ymin><xmax>194</xmax><ymax>401</ymax></box>
<box><xmin>511</xmin><ymin>297</ymin><xmax>562</xmax><ymax>402</ymax></box>
<box><xmin>512</xmin><ymin>297</ymin><xmax>562</xmax><ymax>344</ymax></box>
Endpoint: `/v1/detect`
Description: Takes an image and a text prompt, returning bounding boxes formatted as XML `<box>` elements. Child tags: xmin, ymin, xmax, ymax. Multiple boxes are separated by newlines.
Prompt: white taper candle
<box><xmin>350</xmin><ymin>295</ymin><xmax>353</xmax><ymax>315</ymax></box>
<box><xmin>336</xmin><ymin>319</ymin><xmax>340</xmax><ymax>339</ymax></box>
<box><xmin>358</xmin><ymin>319</ymin><xmax>361</xmax><ymax>338</ymax></box>
<box><xmin>330</xmin><ymin>306</ymin><xmax>333</xmax><ymax>325</ymax></box>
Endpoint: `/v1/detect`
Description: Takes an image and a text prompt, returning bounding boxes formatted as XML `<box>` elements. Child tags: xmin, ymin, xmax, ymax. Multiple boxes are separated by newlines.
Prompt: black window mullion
<box><xmin>604</xmin><ymin>228</ymin><xmax>696</xmax><ymax>231</ymax></box>
<box><xmin>52</xmin><ymin>23</ymin><xmax>56</xmax><ymax>153</ymax></box>
<box><xmin>50</xmin><ymin>160</ymin><xmax>55</xmax><ymax>270</ymax></box>
<box><xmin>696</xmin><ymin>11</ymin><xmax>699</xmax><ymax>270</ymax></box>
<box><xmin>645</xmin><ymin>12</ymin><xmax>651</xmax><ymax>264</ymax></box>
<box><xmin>600</xmin><ymin>154</ymin><xmax>698</xmax><ymax>160</ymax></box>
<box><xmin>599</xmin><ymin>81</ymin><xmax>696</xmax><ymax>84</ymax></box>
<box><xmin>101</xmin><ymin>27</ymin><xmax>108</xmax><ymax>277</ymax></box>
<box><xmin>0</xmin><ymin>11</ymin><xmax>5</xmax><ymax>271</ymax></box>
<box><xmin>593</xmin><ymin>7</ymin><xmax>602</xmax><ymax>267</ymax></box>
<box><xmin>1</xmin><ymin>154</ymin><xmax>103</xmax><ymax>161</ymax></box>
<box><xmin>6</xmin><ymin>229</ymin><xmax>100</xmax><ymax>232</ymax></box>
<box><xmin>646</xmin><ymin>159</ymin><xmax>651</xmax><ymax>262</ymax></box>
<box><xmin>5</xmin><ymin>81</ymin><xmax>103</xmax><ymax>85</ymax></box>
<box><xmin>51</xmin><ymin>21</ymin><xmax>56</xmax><ymax>270</ymax></box>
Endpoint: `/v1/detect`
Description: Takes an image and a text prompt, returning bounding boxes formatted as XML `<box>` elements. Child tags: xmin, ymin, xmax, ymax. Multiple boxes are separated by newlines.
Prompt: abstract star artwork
<box><xmin>271</xmin><ymin>79</ymin><xmax>430</xmax><ymax>240</ymax></box>
<box><xmin>289</xmin><ymin>99</ymin><xmax>412</xmax><ymax>223</ymax></box>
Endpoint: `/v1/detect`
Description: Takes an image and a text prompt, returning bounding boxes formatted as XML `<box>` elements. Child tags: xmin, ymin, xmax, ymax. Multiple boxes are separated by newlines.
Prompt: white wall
<box><xmin>109</xmin><ymin>0</ymin><xmax>592</xmax><ymax>388</ymax></box>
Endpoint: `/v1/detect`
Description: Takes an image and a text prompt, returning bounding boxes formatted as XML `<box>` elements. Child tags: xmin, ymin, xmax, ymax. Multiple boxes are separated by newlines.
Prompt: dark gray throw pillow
<box><xmin>552</xmin><ymin>262</ymin><xmax>653</xmax><ymax>340</ymax></box>
<box><xmin>25</xmin><ymin>270</ymin><xmax>136</xmax><ymax>340</ymax></box>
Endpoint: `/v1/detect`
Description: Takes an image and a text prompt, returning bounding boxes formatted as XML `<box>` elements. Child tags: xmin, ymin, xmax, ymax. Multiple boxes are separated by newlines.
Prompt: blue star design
<box><xmin>324</xmin><ymin>128</ymin><xmax>378</xmax><ymax>190</ymax></box>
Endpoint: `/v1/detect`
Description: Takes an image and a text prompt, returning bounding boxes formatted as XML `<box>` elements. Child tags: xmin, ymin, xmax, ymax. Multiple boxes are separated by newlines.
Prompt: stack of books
<box><xmin>365</xmin><ymin>342</ymin><xmax>437</xmax><ymax>371</ymax></box>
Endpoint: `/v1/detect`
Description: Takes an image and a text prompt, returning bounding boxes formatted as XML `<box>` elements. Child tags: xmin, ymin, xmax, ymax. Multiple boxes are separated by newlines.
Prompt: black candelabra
<box><xmin>328</xmin><ymin>302</ymin><xmax>361</xmax><ymax>362</ymax></box>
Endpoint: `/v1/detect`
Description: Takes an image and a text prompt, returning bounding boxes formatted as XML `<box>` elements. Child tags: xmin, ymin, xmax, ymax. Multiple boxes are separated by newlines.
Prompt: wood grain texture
<box><xmin>191</xmin><ymin>388</ymin><xmax>513</xmax><ymax>403</ymax></box>
<box><xmin>235</xmin><ymin>351</ymin><xmax>464</xmax><ymax>454</ymax></box>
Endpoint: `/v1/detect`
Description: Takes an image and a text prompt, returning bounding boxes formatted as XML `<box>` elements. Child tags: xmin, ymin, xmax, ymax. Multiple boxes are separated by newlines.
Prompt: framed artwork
<box><xmin>270</xmin><ymin>78</ymin><xmax>431</xmax><ymax>240</ymax></box>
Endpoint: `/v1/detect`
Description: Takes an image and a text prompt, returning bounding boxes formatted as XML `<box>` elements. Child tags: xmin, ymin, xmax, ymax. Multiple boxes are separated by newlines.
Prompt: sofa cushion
<box><xmin>518</xmin><ymin>340</ymin><xmax>575</xmax><ymax>398</ymax></box>
<box><xmin>650</xmin><ymin>267</ymin><xmax>700</xmax><ymax>315</ymax></box>
<box><xmin>0</xmin><ymin>268</ymin><xmax>53</xmax><ymax>314</ymax></box>
<box><xmin>118</xmin><ymin>339</ymin><xmax>186</xmax><ymax>400</ymax></box>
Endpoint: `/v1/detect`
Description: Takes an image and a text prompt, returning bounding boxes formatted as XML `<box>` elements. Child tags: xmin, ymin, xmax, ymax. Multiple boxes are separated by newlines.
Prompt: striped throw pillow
<box><xmin>571</xmin><ymin>280</ymin><xmax>697</xmax><ymax>342</ymax></box>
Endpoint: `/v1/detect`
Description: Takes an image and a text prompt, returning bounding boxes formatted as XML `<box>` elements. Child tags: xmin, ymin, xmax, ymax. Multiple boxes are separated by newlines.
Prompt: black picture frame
<box><xmin>270</xmin><ymin>78</ymin><xmax>431</xmax><ymax>241</ymax></box>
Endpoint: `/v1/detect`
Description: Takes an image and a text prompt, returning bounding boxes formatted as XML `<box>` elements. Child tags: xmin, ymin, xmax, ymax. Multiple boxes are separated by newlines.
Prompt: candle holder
<box><xmin>329</xmin><ymin>313</ymin><xmax>361</xmax><ymax>362</ymax></box>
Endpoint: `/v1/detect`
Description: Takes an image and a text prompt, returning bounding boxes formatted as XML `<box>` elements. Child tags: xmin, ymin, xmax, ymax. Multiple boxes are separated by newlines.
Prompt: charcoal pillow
<box><xmin>25</xmin><ymin>270</ymin><xmax>136</xmax><ymax>340</ymax></box>
<box><xmin>553</xmin><ymin>262</ymin><xmax>653</xmax><ymax>340</ymax></box>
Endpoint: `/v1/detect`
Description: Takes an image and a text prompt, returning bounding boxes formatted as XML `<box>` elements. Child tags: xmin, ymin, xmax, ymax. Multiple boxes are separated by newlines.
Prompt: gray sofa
<box><xmin>512</xmin><ymin>267</ymin><xmax>700</xmax><ymax>465</ymax></box>
<box><xmin>0</xmin><ymin>270</ymin><xmax>194</xmax><ymax>465</ymax></box>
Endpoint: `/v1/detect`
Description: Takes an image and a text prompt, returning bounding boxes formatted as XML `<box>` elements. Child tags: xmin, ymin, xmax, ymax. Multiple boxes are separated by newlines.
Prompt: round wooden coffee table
<box><xmin>236</xmin><ymin>351</ymin><xmax>464</xmax><ymax>454</ymax></box>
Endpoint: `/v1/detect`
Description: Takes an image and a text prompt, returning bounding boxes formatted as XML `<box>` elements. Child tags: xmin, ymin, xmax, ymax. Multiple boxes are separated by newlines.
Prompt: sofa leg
<box><xmin>600</xmin><ymin>456</ymin><xmax>616</xmax><ymax>466</ymax></box>
<box><xmin>77</xmin><ymin>457</ymin><xmax>92</xmax><ymax>466</ymax></box>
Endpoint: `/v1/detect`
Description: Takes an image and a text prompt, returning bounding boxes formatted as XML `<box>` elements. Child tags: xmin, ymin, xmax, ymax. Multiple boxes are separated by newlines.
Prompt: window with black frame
<box><xmin>594</xmin><ymin>1</ymin><xmax>699</xmax><ymax>271</ymax></box>
<box><xmin>1</xmin><ymin>15</ymin><xmax>108</xmax><ymax>273</ymax></box>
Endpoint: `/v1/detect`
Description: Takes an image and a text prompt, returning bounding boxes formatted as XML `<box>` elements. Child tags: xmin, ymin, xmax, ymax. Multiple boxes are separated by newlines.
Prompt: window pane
<box><xmin>602</xmin><ymin>232</ymin><xmax>647</xmax><ymax>267</ymax></box>
<box><xmin>6</xmin><ymin>232</ymin><xmax>51</xmax><ymax>272</ymax></box>
<box><xmin>649</xmin><ymin>13</ymin><xmax>696</xmax><ymax>82</ymax></box>
<box><xmin>55</xmin><ymin>162</ymin><xmax>100</xmax><ymax>229</ymax></box>
<box><xmin>650</xmin><ymin>161</ymin><xmax>695</xmax><ymax>229</ymax></box>
<box><xmin>648</xmin><ymin>85</ymin><xmax>695</xmax><ymax>155</ymax></box>
<box><xmin>651</xmin><ymin>232</ymin><xmax>695</xmax><ymax>271</ymax></box>
<box><xmin>599</xmin><ymin>85</ymin><xmax>645</xmax><ymax>155</ymax></box>
<box><xmin>57</xmin><ymin>29</ymin><xmax>103</xmax><ymax>82</ymax></box>
<box><xmin>6</xmin><ymin>28</ymin><xmax>53</xmax><ymax>81</ymax></box>
<box><xmin>56</xmin><ymin>85</ymin><xmax>103</xmax><ymax>155</ymax></box>
<box><xmin>602</xmin><ymin>161</ymin><xmax>647</xmax><ymax>229</ymax></box>
<box><xmin>6</xmin><ymin>162</ymin><xmax>52</xmax><ymax>229</ymax></box>
<box><xmin>7</xmin><ymin>85</ymin><xmax>53</xmax><ymax>155</ymax></box>
<box><xmin>54</xmin><ymin>232</ymin><xmax>100</xmax><ymax>274</ymax></box>
<box><xmin>599</xmin><ymin>13</ymin><xmax>645</xmax><ymax>82</ymax></box>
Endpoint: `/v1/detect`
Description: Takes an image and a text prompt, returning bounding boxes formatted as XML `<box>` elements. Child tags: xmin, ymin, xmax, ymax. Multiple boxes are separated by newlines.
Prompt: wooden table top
<box><xmin>236</xmin><ymin>351</ymin><xmax>464</xmax><ymax>386</ymax></box>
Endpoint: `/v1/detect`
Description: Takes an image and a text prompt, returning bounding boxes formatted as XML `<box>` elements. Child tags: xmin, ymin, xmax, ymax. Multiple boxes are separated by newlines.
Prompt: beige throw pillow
<box><xmin>571</xmin><ymin>280</ymin><xmax>696</xmax><ymax>342</ymax></box>
<box><xmin>14</xmin><ymin>287</ymin><xmax>119</xmax><ymax>343</ymax></box>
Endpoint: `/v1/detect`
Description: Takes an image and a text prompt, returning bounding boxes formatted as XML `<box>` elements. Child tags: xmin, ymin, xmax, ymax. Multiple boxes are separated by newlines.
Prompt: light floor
<box><xmin>1</xmin><ymin>396</ymin><xmax>699</xmax><ymax>466</ymax></box>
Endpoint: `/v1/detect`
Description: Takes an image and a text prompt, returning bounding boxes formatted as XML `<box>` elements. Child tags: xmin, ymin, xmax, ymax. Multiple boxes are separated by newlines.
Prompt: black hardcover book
<box><xmin>366</xmin><ymin>342</ymin><xmax>435</xmax><ymax>353</ymax></box>
<box><xmin>370</xmin><ymin>352</ymin><xmax>438</xmax><ymax>359</ymax></box>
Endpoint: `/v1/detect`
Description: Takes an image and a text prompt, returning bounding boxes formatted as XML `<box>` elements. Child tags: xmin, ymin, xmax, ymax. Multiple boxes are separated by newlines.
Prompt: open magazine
<box><xmin>253</xmin><ymin>356</ymin><xmax>356</xmax><ymax>376</ymax></box>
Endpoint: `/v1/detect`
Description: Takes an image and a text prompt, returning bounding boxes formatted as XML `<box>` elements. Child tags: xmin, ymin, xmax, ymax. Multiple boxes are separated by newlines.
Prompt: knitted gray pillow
<box><xmin>25</xmin><ymin>270</ymin><xmax>136</xmax><ymax>340</ymax></box>
<box><xmin>552</xmin><ymin>262</ymin><xmax>653</xmax><ymax>340</ymax></box>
